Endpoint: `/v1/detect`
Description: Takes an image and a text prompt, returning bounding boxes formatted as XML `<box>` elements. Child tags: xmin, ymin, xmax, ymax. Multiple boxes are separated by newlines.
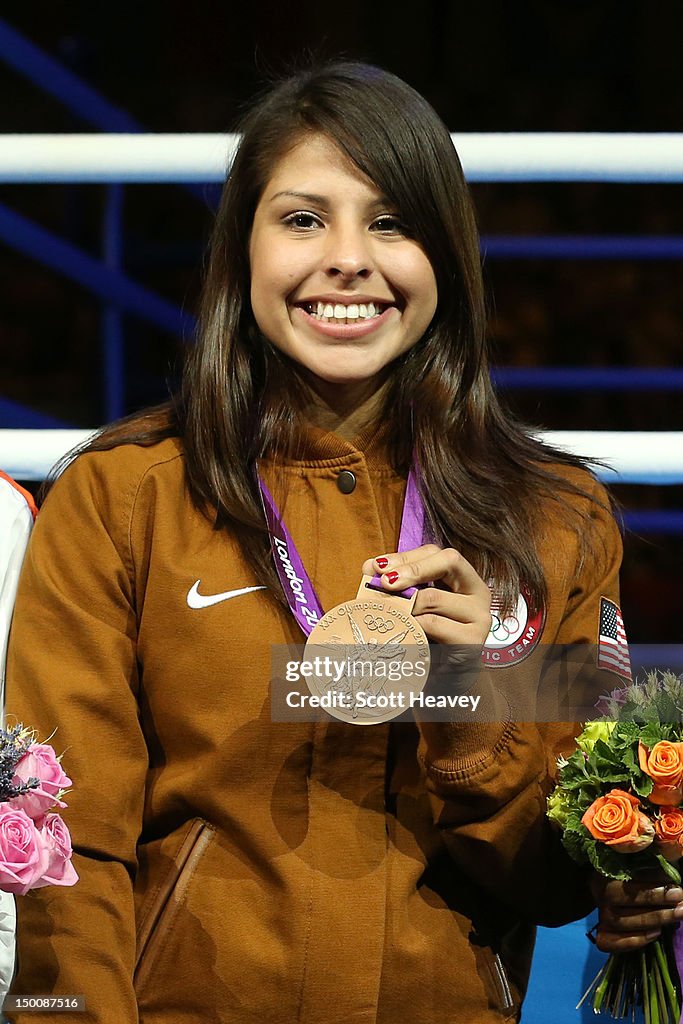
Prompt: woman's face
<box><xmin>249</xmin><ymin>133</ymin><xmax>438</xmax><ymax>396</ymax></box>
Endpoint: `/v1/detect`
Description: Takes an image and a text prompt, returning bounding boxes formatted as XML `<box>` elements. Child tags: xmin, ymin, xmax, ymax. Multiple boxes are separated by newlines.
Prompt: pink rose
<box><xmin>11</xmin><ymin>743</ymin><xmax>72</xmax><ymax>820</ymax></box>
<box><xmin>0</xmin><ymin>803</ymin><xmax>49</xmax><ymax>895</ymax></box>
<box><xmin>33</xmin><ymin>814</ymin><xmax>78</xmax><ymax>888</ymax></box>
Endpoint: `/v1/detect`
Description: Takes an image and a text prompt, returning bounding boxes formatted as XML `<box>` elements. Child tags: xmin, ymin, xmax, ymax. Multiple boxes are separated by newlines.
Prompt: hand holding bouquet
<box><xmin>547</xmin><ymin>671</ymin><xmax>683</xmax><ymax>1023</ymax></box>
<box><xmin>0</xmin><ymin>723</ymin><xmax>78</xmax><ymax>896</ymax></box>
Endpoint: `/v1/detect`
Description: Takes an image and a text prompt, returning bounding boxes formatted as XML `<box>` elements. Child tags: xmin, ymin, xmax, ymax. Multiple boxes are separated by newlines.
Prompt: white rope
<box><xmin>1</xmin><ymin>430</ymin><xmax>95</xmax><ymax>480</ymax></box>
<box><xmin>2</xmin><ymin>133</ymin><xmax>683</xmax><ymax>183</ymax></box>
<box><xmin>536</xmin><ymin>432</ymin><xmax>683</xmax><ymax>485</ymax></box>
<box><xmin>1</xmin><ymin>429</ymin><xmax>681</xmax><ymax>483</ymax></box>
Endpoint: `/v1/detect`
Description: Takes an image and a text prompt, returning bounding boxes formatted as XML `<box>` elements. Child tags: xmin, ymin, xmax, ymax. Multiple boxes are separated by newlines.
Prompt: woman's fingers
<box><xmin>411</xmin><ymin>589</ymin><xmax>486</xmax><ymax>645</ymax></box>
<box><xmin>362</xmin><ymin>545</ymin><xmax>488</xmax><ymax>598</ymax></box>
<box><xmin>594</xmin><ymin>927</ymin><xmax>663</xmax><ymax>954</ymax></box>
<box><xmin>593</xmin><ymin>877</ymin><xmax>683</xmax><ymax>952</ymax></box>
<box><xmin>602</xmin><ymin>880</ymin><xmax>683</xmax><ymax>906</ymax></box>
<box><xmin>360</xmin><ymin>545</ymin><xmax>491</xmax><ymax>647</ymax></box>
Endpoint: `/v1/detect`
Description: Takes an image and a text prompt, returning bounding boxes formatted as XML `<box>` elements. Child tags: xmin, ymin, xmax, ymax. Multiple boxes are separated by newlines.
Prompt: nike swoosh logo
<box><xmin>187</xmin><ymin>580</ymin><xmax>266</xmax><ymax>609</ymax></box>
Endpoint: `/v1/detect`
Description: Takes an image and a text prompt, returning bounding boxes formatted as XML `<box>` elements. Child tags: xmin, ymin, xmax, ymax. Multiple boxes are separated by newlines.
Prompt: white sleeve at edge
<box><xmin>0</xmin><ymin>479</ymin><xmax>34</xmax><ymax>999</ymax></box>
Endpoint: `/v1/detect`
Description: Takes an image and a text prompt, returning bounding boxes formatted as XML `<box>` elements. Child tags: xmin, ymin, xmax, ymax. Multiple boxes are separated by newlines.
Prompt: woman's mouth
<box><xmin>293</xmin><ymin>301</ymin><xmax>397</xmax><ymax>339</ymax></box>
<box><xmin>300</xmin><ymin>300</ymin><xmax>390</xmax><ymax>325</ymax></box>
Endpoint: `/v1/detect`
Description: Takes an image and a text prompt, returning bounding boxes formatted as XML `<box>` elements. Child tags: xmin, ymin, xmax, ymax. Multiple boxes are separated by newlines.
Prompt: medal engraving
<box><xmin>303</xmin><ymin>576</ymin><xmax>431</xmax><ymax>724</ymax></box>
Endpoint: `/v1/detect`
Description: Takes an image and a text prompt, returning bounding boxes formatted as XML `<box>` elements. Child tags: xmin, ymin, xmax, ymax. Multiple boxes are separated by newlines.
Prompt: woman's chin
<box><xmin>303</xmin><ymin>369</ymin><xmax>389</xmax><ymax>403</ymax></box>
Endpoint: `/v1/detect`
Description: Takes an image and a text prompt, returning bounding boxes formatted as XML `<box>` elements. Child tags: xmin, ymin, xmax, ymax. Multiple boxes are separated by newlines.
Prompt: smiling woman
<box><xmin>4</xmin><ymin>62</ymin><xmax>648</xmax><ymax>1024</ymax></box>
<box><xmin>249</xmin><ymin>133</ymin><xmax>438</xmax><ymax>424</ymax></box>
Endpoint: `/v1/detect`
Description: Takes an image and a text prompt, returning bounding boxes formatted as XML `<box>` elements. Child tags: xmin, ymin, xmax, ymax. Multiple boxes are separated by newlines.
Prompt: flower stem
<box><xmin>594</xmin><ymin>954</ymin><xmax>617</xmax><ymax>1014</ymax></box>
<box><xmin>576</xmin><ymin>959</ymin><xmax>608</xmax><ymax>1010</ymax></box>
<box><xmin>653</xmin><ymin>936</ymin><xmax>681</xmax><ymax>1022</ymax></box>
<box><xmin>649</xmin><ymin>950</ymin><xmax>661</xmax><ymax>1024</ymax></box>
<box><xmin>643</xmin><ymin>949</ymin><xmax>652</xmax><ymax>1024</ymax></box>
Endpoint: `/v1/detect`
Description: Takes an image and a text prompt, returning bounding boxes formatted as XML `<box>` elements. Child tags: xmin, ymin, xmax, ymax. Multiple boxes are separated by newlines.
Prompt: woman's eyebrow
<box><xmin>268</xmin><ymin>190</ymin><xmax>392</xmax><ymax>209</ymax></box>
<box><xmin>269</xmin><ymin>190</ymin><xmax>327</xmax><ymax>204</ymax></box>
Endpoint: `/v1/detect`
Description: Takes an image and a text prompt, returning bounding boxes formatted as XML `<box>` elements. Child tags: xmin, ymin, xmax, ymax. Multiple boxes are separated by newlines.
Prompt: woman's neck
<box><xmin>301</xmin><ymin>378</ymin><xmax>388</xmax><ymax>441</ymax></box>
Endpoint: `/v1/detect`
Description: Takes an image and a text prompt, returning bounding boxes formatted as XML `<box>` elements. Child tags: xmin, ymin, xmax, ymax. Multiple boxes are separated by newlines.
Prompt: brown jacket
<box><xmin>6</xmin><ymin>429</ymin><xmax>623</xmax><ymax>1022</ymax></box>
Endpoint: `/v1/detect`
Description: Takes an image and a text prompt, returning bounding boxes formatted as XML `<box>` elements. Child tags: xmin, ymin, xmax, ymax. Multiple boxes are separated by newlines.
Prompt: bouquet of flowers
<box><xmin>547</xmin><ymin>670</ymin><xmax>683</xmax><ymax>1023</ymax></box>
<box><xmin>0</xmin><ymin>722</ymin><xmax>78</xmax><ymax>895</ymax></box>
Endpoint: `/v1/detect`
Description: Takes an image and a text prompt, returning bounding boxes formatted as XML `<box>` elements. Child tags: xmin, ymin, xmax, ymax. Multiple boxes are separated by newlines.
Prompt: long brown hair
<box><xmin>58</xmin><ymin>61</ymin><xmax>609</xmax><ymax>614</ymax></box>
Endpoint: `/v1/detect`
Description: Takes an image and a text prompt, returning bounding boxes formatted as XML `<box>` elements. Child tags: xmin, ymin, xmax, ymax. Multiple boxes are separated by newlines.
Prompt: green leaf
<box><xmin>615</xmin><ymin>721</ymin><xmax>640</xmax><ymax>743</ymax></box>
<box><xmin>562</xmin><ymin>829</ymin><xmax>589</xmax><ymax>865</ymax></box>
<box><xmin>655</xmin><ymin>855</ymin><xmax>682</xmax><ymax>885</ymax></box>
<box><xmin>630</xmin><ymin>773</ymin><xmax>655</xmax><ymax>798</ymax></box>
<box><xmin>564</xmin><ymin>811</ymin><xmax>585</xmax><ymax>833</ymax></box>
<box><xmin>585</xmin><ymin>840</ymin><xmax>634</xmax><ymax>881</ymax></box>
<box><xmin>639</xmin><ymin>722</ymin><xmax>667</xmax><ymax>749</ymax></box>
<box><xmin>593</xmin><ymin>739</ymin><xmax>624</xmax><ymax>764</ymax></box>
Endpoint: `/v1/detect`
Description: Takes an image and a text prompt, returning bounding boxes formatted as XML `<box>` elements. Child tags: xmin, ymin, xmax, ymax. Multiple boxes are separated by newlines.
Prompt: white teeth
<box><xmin>304</xmin><ymin>301</ymin><xmax>385</xmax><ymax>322</ymax></box>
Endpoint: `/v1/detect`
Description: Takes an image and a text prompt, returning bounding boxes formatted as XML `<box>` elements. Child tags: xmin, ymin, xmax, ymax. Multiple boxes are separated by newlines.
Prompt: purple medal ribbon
<box><xmin>673</xmin><ymin>925</ymin><xmax>683</xmax><ymax>1023</ymax></box>
<box><xmin>258</xmin><ymin>465</ymin><xmax>433</xmax><ymax>638</ymax></box>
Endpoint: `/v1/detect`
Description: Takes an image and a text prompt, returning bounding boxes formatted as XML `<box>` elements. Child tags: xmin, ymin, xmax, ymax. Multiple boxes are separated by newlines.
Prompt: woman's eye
<box><xmin>371</xmin><ymin>215</ymin><xmax>406</xmax><ymax>234</ymax></box>
<box><xmin>283</xmin><ymin>212</ymin><xmax>322</xmax><ymax>230</ymax></box>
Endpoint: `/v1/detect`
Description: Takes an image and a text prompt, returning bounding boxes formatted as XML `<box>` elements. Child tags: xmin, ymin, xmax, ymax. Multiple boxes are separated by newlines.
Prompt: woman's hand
<box><xmin>361</xmin><ymin>544</ymin><xmax>492</xmax><ymax>649</ymax></box>
<box><xmin>591</xmin><ymin>874</ymin><xmax>683</xmax><ymax>952</ymax></box>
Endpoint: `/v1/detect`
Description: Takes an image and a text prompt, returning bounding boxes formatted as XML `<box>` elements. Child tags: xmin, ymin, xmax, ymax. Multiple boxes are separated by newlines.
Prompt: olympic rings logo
<box><xmin>363</xmin><ymin>614</ymin><xmax>393</xmax><ymax>633</ymax></box>
<box><xmin>489</xmin><ymin>614</ymin><xmax>520</xmax><ymax>642</ymax></box>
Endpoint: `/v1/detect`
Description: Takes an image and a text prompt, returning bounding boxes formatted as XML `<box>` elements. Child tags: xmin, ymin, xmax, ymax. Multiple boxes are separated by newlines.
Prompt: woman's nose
<box><xmin>324</xmin><ymin>225</ymin><xmax>373</xmax><ymax>280</ymax></box>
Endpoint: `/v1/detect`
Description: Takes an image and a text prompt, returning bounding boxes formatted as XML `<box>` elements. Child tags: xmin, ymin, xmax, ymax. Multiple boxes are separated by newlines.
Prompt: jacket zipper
<box><xmin>492</xmin><ymin>952</ymin><xmax>514</xmax><ymax>1014</ymax></box>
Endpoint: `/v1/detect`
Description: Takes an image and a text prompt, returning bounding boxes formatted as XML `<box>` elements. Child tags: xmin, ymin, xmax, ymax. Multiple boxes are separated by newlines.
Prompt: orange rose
<box><xmin>655</xmin><ymin>808</ymin><xmax>683</xmax><ymax>862</ymax></box>
<box><xmin>638</xmin><ymin>740</ymin><xmax>683</xmax><ymax>805</ymax></box>
<box><xmin>581</xmin><ymin>788</ymin><xmax>655</xmax><ymax>853</ymax></box>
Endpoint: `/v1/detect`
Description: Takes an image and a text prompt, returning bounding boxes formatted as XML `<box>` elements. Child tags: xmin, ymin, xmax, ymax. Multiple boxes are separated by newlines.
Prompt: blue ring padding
<box><xmin>629</xmin><ymin>645</ymin><xmax>683</xmax><ymax>668</ymax></box>
<box><xmin>623</xmin><ymin>511</ymin><xmax>683</xmax><ymax>534</ymax></box>
<box><xmin>493</xmin><ymin>368</ymin><xmax>683</xmax><ymax>390</ymax></box>
<box><xmin>482</xmin><ymin>235</ymin><xmax>683</xmax><ymax>259</ymax></box>
<box><xmin>599</xmin><ymin>474</ymin><xmax>683</xmax><ymax>486</ymax></box>
<box><xmin>595</xmin><ymin>466</ymin><xmax>683</xmax><ymax>486</ymax></box>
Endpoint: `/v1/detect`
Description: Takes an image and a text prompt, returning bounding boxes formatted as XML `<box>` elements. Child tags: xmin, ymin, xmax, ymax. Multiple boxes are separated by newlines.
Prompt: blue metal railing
<box><xmin>482</xmin><ymin>235</ymin><xmax>683</xmax><ymax>260</ymax></box>
<box><xmin>492</xmin><ymin>368</ymin><xmax>683</xmax><ymax>391</ymax></box>
<box><xmin>0</xmin><ymin>202</ymin><xmax>193</xmax><ymax>336</ymax></box>
<box><xmin>0</xmin><ymin>17</ymin><xmax>204</xmax><ymax>423</ymax></box>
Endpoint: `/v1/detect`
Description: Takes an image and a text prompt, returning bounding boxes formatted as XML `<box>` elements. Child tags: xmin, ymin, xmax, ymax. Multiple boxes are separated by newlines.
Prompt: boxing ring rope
<box><xmin>3</xmin><ymin>133</ymin><xmax>683</xmax><ymax>183</ymax></box>
<box><xmin>2</xmin><ymin>430</ymin><xmax>681</xmax><ymax>487</ymax></box>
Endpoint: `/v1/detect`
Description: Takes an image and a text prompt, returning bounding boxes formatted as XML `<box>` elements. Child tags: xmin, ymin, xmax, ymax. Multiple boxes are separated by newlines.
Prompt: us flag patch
<box><xmin>597</xmin><ymin>597</ymin><xmax>632</xmax><ymax>681</ymax></box>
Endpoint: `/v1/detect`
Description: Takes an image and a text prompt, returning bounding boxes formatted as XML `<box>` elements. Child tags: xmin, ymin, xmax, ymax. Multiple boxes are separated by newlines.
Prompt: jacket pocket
<box><xmin>134</xmin><ymin>818</ymin><xmax>215</xmax><ymax>994</ymax></box>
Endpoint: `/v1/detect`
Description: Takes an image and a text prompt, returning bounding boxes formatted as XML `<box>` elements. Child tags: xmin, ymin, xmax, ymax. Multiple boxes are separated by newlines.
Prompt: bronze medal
<box><xmin>303</xmin><ymin>575</ymin><xmax>431</xmax><ymax>725</ymax></box>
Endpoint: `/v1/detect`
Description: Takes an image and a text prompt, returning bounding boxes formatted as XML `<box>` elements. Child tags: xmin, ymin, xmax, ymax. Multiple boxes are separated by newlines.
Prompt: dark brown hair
<box><xmin>62</xmin><ymin>61</ymin><xmax>608</xmax><ymax>613</ymax></box>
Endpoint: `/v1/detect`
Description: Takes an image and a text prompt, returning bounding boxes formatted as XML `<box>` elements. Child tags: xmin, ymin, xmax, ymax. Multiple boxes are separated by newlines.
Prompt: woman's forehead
<box><xmin>258</xmin><ymin>133</ymin><xmax>385</xmax><ymax>203</ymax></box>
